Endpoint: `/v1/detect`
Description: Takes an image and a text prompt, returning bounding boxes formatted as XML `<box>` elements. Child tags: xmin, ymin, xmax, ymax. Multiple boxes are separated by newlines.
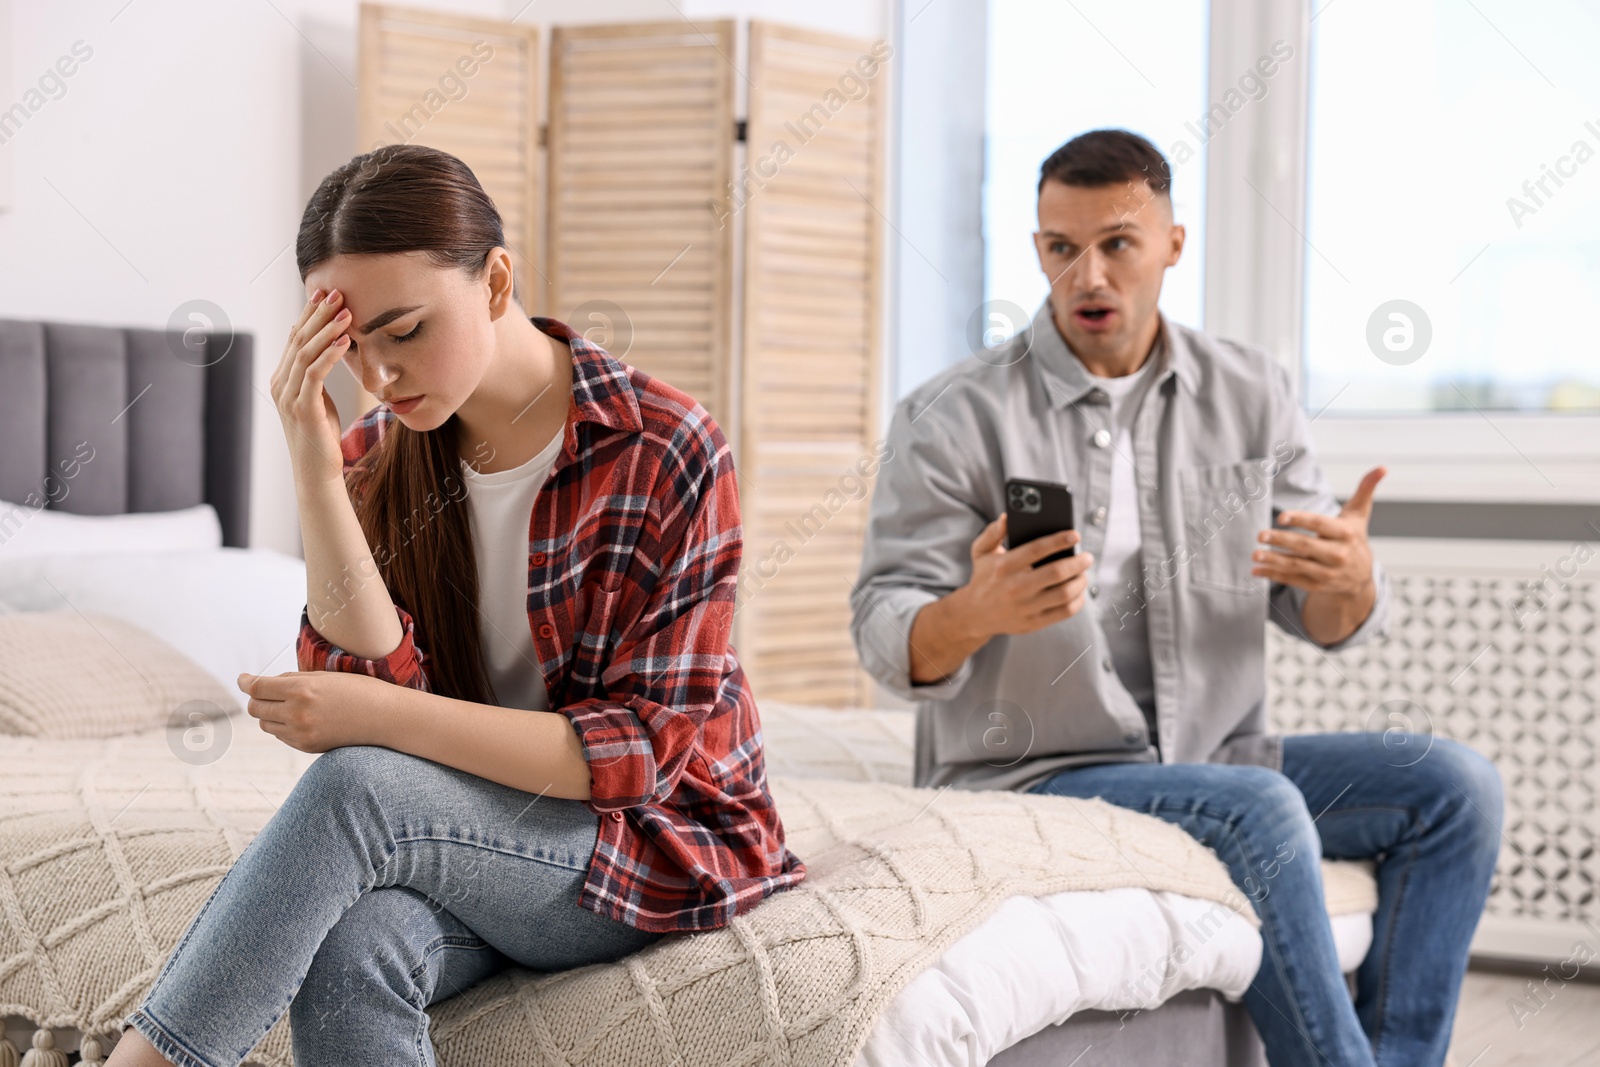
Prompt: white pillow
<box><xmin>0</xmin><ymin>501</ymin><xmax>222</xmax><ymax>559</ymax></box>
<box><xmin>0</xmin><ymin>548</ymin><xmax>307</xmax><ymax>692</ymax></box>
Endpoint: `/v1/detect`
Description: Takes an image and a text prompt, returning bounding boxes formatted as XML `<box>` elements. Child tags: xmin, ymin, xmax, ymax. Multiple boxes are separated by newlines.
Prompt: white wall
<box><xmin>0</xmin><ymin>0</ymin><xmax>887</xmax><ymax>556</ymax></box>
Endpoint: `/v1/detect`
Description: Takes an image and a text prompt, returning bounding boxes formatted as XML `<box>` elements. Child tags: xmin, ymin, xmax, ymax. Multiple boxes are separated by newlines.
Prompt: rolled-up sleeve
<box><xmin>850</xmin><ymin>384</ymin><xmax>989</xmax><ymax>703</ymax></box>
<box><xmin>563</xmin><ymin>430</ymin><xmax>743</xmax><ymax>813</ymax></box>
<box><xmin>1263</xmin><ymin>361</ymin><xmax>1391</xmax><ymax>652</ymax></box>
<box><xmin>296</xmin><ymin>603</ymin><xmax>432</xmax><ymax>690</ymax></box>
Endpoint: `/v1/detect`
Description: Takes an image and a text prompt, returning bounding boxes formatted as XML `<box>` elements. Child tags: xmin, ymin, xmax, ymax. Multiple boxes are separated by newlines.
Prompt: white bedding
<box><xmin>1330</xmin><ymin>911</ymin><xmax>1373</xmax><ymax>977</ymax></box>
<box><xmin>859</xmin><ymin>887</ymin><xmax>1372</xmax><ymax>1067</ymax></box>
<box><xmin>858</xmin><ymin>887</ymin><xmax>1260</xmax><ymax>1067</ymax></box>
<box><xmin>0</xmin><ymin>547</ymin><xmax>306</xmax><ymax>691</ymax></box>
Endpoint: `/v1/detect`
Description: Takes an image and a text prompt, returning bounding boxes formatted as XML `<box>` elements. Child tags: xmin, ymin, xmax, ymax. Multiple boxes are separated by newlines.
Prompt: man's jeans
<box><xmin>1029</xmin><ymin>733</ymin><xmax>1502</xmax><ymax>1067</ymax></box>
<box><xmin>124</xmin><ymin>745</ymin><xmax>663</xmax><ymax>1067</ymax></box>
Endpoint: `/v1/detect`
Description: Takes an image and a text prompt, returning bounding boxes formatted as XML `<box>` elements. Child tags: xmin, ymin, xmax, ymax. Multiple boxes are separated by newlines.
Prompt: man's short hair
<box><xmin>1037</xmin><ymin>129</ymin><xmax>1172</xmax><ymax>197</ymax></box>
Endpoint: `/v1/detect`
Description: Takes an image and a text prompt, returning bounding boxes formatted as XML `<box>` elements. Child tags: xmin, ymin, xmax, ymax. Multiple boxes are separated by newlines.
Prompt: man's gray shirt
<box><xmin>850</xmin><ymin>302</ymin><xmax>1389</xmax><ymax>793</ymax></box>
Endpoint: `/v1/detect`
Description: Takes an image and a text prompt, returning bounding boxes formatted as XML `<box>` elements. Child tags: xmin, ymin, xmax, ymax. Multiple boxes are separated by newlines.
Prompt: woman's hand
<box><xmin>270</xmin><ymin>288</ymin><xmax>353</xmax><ymax>489</ymax></box>
<box><xmin>237</xmin><ymin>670</ymin><xmax>400</xmax><ymax>753</ymax></box>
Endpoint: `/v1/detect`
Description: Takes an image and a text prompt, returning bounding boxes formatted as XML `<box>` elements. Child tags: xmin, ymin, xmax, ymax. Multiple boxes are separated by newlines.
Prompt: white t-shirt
<box><xmin>1085</xmin><ymin>355</ymin><xmax>1161</xmax><ymax>741</ymax></box>
<box><xmin>460</xmin><ymin>426</ymin><xmax>565</xmax><ymax>711</ymax></box>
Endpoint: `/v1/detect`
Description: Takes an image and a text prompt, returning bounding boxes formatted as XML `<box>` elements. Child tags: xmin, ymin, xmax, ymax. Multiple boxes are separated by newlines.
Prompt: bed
<box><xmin>0</xmin><ymin>317</ymin><xmax>1378</xmax><ymax>1065</ymax></box>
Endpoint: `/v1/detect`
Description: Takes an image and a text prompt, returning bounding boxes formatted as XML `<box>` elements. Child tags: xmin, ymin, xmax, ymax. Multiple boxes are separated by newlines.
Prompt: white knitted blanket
<box><xmin>0</xmin><ymin>704</ymin><xmax>1255</xmax><ymax>1066</ymax></box>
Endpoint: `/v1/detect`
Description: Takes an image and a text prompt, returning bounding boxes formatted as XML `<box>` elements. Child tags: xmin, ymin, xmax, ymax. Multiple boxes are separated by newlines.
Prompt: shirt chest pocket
<box><xmin>1178</xmin><ymin>458</ymin><xmax>1275</xmax><ymax>594</ymax></box>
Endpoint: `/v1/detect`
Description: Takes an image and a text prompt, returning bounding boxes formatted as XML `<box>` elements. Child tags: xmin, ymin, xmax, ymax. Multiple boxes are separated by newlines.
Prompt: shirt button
<box><xmin>537</xmin><ymin>623</ymin><xmax>556</xmax><ymax>639</ymax></box>
<box><xmin>1090</xmin><ymin>506</ymin><xmax>1108</xmax><ymax>526</ymax></box>
<box><xmin>531</xmin><ymin>551</ymin><xmax>548</xmax><ymax>566</ymax></box>
<box><xmin>1091</xmin><ymin>429</ymin><xmax>1112</xmax><ymax>448</ymax></box>
<box><xmin>1089</xmin><ymin>584</ymin><xmax>1100</xmax><ymax>598</ymax></box>
<box><xmin>611</xmin><ymin>810</ymin><xmax>625</xmax><ymax>821</ymax></box>
<box><xmin>1101</xmin><ymin>656</ymin><xmax>1114</xmax><ymax>672</ymax></box>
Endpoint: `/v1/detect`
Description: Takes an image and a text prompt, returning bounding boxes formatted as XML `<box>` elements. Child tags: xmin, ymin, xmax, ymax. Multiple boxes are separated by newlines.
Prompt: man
<box><xmin>851</xmin><ymin>129</ymin><xmax>1502</xmax><ymax>1067</ymax></box>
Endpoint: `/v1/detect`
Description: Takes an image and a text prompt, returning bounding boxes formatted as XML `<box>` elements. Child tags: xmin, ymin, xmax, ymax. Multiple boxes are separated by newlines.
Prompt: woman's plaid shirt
<box><xmin>297</xmin><ymin>316</ymin><xmax>806</xmax><ymax>933</ymax></box>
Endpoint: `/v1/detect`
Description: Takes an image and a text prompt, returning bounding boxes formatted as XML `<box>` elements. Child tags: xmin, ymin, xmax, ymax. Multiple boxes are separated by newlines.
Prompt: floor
<box><xmin>1449</xmin><ymin>970</ymin><xmax>1600</xmax><ymax>1066</ymax></box>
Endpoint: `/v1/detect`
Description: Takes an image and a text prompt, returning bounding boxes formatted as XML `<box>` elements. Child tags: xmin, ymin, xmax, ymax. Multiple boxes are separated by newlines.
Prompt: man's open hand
<box><xmin>1252</xmin><ymin>466</ymin><xmax>1385</xmax><ymax>596</ymax></box>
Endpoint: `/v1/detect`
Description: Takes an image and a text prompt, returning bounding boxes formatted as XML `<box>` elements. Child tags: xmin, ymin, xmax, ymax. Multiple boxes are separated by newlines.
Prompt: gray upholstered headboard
<box><xmin>0</xmin><ymin>318</ymin><xmax>253</xmax><ymax>548</ymax></box>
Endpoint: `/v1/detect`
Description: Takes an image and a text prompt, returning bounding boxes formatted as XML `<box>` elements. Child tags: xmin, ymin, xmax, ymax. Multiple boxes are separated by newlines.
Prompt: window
<box><xmin>983</xmin><ymin>0</ymin><xmax>1210</xmax><ymax>333</ymax></box>
<box><xmin>1303</xmin><ymin>0</ymin><xmax>1600</xmax><ymax>414</ymax></box>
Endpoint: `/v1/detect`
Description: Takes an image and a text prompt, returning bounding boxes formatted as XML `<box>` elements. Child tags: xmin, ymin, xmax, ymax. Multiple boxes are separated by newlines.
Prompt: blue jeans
<box><xmin>125</xmin><ymin>745</ymin><xmax>664</xmax><ymax>1067</ymax></box>
<box><xmin>1029</xmin><ymin>733</ymin><xmax>1502</xmax><ymax>1067</ymax></box>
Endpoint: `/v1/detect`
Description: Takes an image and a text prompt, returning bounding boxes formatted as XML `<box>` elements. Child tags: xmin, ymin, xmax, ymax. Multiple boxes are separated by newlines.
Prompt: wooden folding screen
<box><xmin>545</xmin><ymin>21</ymin><xmax>736</xmax><ymax>429</ymax></box>
<box><xmin>357</xmin><ymin>7</ymin><xmax>541</xmax><ymax>287</ymax></box>
<box><xmin>737</xmin><ymin>23</ymin><xmax>886</xmax><ymax>706</ymax></box>
<box><xmin>354</xmin><ymin>7</ymin><xmax>541</xmax><ymax>409</ymax></box>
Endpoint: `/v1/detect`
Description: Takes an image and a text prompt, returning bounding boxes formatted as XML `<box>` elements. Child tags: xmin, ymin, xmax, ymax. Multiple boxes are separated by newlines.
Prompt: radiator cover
<box><xmin>1267</xmin><ymin>537</ymin><xmax>1598</xmax><ymax>965</ymax></box>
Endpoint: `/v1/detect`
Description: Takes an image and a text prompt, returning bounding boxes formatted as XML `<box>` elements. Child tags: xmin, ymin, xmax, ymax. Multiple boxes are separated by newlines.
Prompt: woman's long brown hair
<box><xmin>295</xmin><ymin>144</ymin><xmax>514</xmax><ymax>705</ymax></box>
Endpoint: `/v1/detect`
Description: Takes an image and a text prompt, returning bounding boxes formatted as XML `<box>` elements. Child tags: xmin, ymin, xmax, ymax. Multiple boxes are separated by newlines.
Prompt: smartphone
<box><xmin>1004</xmin><ymin>478</ymin><xmax>1076</xmax><ymax>566</ymax></box>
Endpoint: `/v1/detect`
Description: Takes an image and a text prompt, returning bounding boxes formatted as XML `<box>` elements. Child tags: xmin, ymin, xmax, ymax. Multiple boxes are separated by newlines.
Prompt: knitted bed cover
<box><xmin>0</xmin><ymin>720</ymin><xmax>1254</xmax><ymax>1067</ymax></box>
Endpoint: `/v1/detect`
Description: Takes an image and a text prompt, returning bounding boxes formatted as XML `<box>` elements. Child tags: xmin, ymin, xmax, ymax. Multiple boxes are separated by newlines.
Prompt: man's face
<box><xmin>1032</xmin><ymin>178</ymin><xmax>1184</xmax><ymax>366</ymax></box>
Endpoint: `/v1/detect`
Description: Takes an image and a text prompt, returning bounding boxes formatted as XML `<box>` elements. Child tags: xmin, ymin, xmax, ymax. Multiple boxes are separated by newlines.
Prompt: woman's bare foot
<box><xmin>104</xmin><ymin>1028</ymin><xmax>177</xmax><ymax>1067</ymax></box>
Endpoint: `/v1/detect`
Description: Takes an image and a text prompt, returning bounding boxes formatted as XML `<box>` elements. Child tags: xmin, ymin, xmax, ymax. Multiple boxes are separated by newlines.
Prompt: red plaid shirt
<box><xmin>297</xmin><ymin>317</ymin><xmax>805</xmax><ymax>932</ymax></box>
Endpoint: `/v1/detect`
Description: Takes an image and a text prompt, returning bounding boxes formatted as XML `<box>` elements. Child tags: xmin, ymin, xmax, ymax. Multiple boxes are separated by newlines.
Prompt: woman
<box><xmin>110</xmin><ymin>143</ymin><xmax>805</xmax><ymax>1067</ymax></box>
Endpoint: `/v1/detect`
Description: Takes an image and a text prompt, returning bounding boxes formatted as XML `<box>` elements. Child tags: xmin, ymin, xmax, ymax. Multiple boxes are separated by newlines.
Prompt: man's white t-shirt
<box><xmin>460</xmin><ymin>426</ymin><xmax>565</xmax><ymax>711</ymax></box>
<box><xmin>1085</xmin><ymin>355</ymin><xmax>1161</xmax><ymax>743</ymax></box>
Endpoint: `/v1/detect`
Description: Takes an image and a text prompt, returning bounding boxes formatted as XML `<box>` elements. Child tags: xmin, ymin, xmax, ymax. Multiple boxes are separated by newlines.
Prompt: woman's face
<box><xmin>302</xmin><ymin>251</ymin><xmax>498</xmax><ymax>432</ymax></box>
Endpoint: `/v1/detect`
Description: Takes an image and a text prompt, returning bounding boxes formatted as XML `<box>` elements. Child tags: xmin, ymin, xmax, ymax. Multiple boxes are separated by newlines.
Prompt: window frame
<box><xmin>1206</xmin><ymin>0</ymin><xmax>1599</xmax><ymax>504</ymax></box>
